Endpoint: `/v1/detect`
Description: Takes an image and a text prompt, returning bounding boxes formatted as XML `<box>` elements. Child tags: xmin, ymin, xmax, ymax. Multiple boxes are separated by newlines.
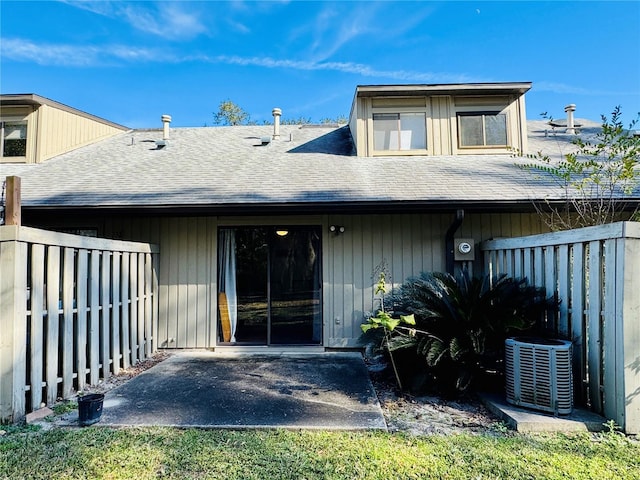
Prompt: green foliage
<box><xmin>281</xmin><ymin>116</ymin><xmax>312</xmax><ymax>125</ymax></box>
<box><xmin>0</xmin><ymin>422</ymin><xmax>41</xmax><ymax>435</ymax></box>
<box><xmin>361</xmin><ymin>269</ymin><xmax>413</xmax><ymax>334</ymax></box>
<box><xmin>489</xmin><ymin>421</ymin><xmax>510</xmax><ymax>434</ymax></box>
<box><xmin>211</xmin><ymin>101</ymin><xmax>346</xmax><ymax>127</ymax></box>
<box><xmin>320</xmin><ymin>115</ymin><xmax>348</xmax><ymax>124</ymax></box>
<box><xmin>1</xmin><ymin>428</ymin><xmax>639</xmax><ymax>479</ymax></box>
<box><xmin>603</xmin><ymin>419</ymin><xmax>621</xmax><ymax>434</ymax></box>
<box><xmin>520</xmin><ymin>106</ymin><xmax>640</xmax><ymax>231</ymax></box>
<box><xmin>361</xmin><ymin>269</ymin><xmax>418</xmax><ymax>390</ymax></box>
<box><xmin>395</xmin><ymin>271</ymin><xmax>557</xmax><ymax>395</ymax></box>
<box><xmin>360</xmin><ymin>310</ymin><xmax>415</xmax><ymax>334</ymax></box>
<box><xmin>213</xmin><ymin>100</ymin><xmax>251</xmax><ymax>126</ymax></box>
<box><xmin>599</xmin><ymin>420</ymin><xmax>630</xmax><ymax>449</ymax></box>
<box><xmin>52</xmin><ymin>401</ymin><xmax>78</xmax><ymax>415</ymax></box>
<box><xmin>362</xmin><ymin>268</ymin><xmax>556</xmax><ymax>395</ymax></box>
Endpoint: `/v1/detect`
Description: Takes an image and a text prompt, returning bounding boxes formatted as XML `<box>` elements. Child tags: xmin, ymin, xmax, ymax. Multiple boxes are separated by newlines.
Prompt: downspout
<box><xmin>445</xmin><ymin>209</ymin><xmax>465</xmax><ymax>275</ymax></box>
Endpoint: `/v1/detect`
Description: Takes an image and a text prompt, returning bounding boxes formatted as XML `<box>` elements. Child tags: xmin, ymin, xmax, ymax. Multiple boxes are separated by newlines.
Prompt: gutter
<box><xmin>20</xmin><ymin>199</ymin><xmax>544</xmax><ymax>216</ymax></box>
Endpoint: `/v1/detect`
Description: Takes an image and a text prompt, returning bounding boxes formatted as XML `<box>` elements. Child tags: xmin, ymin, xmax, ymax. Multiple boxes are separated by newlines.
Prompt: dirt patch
<box><xmin>78</xmin><ymin>351</ymin><xmax>172</xmax><ymax>396</ymax></box>
<box><xmin>371</xmin><ymin>374</ymin><xmax>503</xmax><ymax>435</ymax></box>
<box><xmin>365</xmin><ymin>350</ymin><xmax>505</xmax><ymax>435</ymax></box>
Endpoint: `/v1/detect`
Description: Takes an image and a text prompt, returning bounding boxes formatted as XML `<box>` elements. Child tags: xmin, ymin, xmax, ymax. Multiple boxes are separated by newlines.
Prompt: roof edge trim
<box><xmin>355</xmin><ymin>82</ymin><xmax>533</xmax><ymax>97</ymax></box>
<box><xmin>0</xmin><ymin>93</ymin><xmax>129</xmax><ymax>131</ymax></box>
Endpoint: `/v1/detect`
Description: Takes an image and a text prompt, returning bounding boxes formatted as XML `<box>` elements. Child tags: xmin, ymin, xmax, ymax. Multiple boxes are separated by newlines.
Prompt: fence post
<box><xmin>0</xmin><ymin>232</ymin><xmax>28</xmax><ymax>422</ymax></box>
<box><xmin>618</xmin><ymin>228</ymin><xmax>640</xmax><ymax>434</ymax></box>
<box><xmin>5</xmin><ymin>176</ymin><xmax>21</xmax><ymax>227</ymax></box>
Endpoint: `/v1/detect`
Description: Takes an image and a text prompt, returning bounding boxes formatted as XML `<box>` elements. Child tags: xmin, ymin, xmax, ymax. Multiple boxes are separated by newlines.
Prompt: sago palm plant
<box><xmin>390</xmin><ymin>271</ymin><xmax>557</xmax><ymax>395</ymax></box>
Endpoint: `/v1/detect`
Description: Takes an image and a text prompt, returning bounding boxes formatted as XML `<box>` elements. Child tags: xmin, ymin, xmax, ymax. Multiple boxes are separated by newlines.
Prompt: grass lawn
<box><xmin>1</xmin><ymin>427</ymin><xmax>638</xmax><ymax>479</ymax></box>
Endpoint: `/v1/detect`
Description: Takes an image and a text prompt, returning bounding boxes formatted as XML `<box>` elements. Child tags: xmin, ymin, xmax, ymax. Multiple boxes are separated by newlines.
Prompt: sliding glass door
<box><xmin>217</xmin><ymin>226</ymin><xmax>322</xmax><ymax>345</ymax></box>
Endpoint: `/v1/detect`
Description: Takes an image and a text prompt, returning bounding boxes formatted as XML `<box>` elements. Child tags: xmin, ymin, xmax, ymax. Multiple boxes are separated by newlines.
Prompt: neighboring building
<box><xmin>0</xmin><ymin>94</ymin><xmax>127</xmax><ymax>164</ymax></box>
<box><xmin>0</xmin><ymin>83</ymin><xmax>618</xmax><ymax>350</ymax></box>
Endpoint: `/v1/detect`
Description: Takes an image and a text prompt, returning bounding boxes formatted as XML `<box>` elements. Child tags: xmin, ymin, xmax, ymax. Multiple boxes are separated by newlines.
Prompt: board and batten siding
<box><xmin>35</xmin><ymin>104</ymin><xmax>127</xmax><ymax>163</ymax></box>
<box><xmin>104</xmin><ymin>216</ymin><xmax>217</xmax><ymax>349</ymax></box>
<box><xmin>429</xmin><ymin>96</ymin><xmax>453</xmax><ymax>155</ymax></box>
<box><xmin>324</xmin><ymin>212</ymin><xmax>545</xmax><ymax>347</ymax></box>
<box><xmin>349</xmin><ymin>93</ymin><xmax>527</xmax><ymax>157</ymax></box>
<box><xmin>105</xmin><ymin>212</ymin><xmax>545</xmax><ymax>349</ymax></box>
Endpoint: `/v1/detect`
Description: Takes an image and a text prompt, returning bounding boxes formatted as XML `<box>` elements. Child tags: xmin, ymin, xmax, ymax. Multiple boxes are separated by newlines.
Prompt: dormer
<box><xmin>348</xmin><ymin>83</ymin><xmax>531</xmax><ymax>157</ymax></box>
<box><xmin>0</xmin><ymin>94</ymin><xmax>128</xmax><ymax>164</ymax></box>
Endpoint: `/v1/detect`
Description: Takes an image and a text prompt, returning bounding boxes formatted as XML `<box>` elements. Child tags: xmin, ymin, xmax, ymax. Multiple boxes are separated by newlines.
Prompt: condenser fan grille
<box><xmin>505</xmin><ymin>337</ymin><xmax>573</xmax><ymax>415</ymax></box>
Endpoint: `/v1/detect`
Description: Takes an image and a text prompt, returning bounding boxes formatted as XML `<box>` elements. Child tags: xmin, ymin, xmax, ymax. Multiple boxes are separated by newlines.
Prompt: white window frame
<box><xmin>369</xmin><ymin>106</ymin><xmax>431</xmax><ymax>156</ymax></box>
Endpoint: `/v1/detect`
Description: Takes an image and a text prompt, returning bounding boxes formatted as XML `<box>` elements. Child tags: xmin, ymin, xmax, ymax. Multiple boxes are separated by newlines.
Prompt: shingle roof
<box><xmin>1</xmin><ymin>119</ymin><xmax>636</xmax><ymax>213</ymax></box>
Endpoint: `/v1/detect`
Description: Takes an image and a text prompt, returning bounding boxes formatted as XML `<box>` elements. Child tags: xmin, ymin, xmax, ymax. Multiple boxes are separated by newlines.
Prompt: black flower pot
<box><xmin>78</xmin><ymin>393</ymin><xmax>104</xmax><ymax>426</ymax></box>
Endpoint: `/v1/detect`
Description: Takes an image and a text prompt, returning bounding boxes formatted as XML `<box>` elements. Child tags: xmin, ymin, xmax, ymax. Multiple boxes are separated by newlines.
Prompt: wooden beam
<box><xmin>5</xmin><ymin>176</ymin><xmax>21</xmax><ymax>226</ymax></box>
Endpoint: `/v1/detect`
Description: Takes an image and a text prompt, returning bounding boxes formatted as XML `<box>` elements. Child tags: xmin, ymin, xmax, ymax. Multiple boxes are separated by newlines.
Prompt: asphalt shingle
<box><xmin>0</xmin><ymin>119</ymin><xmax>636</xmax><ymax>210</ymax></box>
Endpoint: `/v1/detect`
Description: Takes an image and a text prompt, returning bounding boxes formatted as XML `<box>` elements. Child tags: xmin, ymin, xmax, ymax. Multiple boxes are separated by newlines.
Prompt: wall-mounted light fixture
<box><xmin>276</xmin><ymin>229</ymin><xmax>289</xmax><ymax>237</ymax></box>
<box><xmin>329</xmin><ymin>225</ymin><xmax>345</xmax><ymax>235</ymax></box>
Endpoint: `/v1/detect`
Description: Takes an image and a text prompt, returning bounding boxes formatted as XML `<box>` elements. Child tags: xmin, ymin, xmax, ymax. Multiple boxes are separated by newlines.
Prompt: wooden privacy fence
<box><xmin>0</xmin><ymin>225</ymin><xmax>159</xmax><ymax>422</ymax></box>
<box><xmin>481</xmin><ymin>221</ymin><xmax>640</xmax><ymax>434</ymax></box>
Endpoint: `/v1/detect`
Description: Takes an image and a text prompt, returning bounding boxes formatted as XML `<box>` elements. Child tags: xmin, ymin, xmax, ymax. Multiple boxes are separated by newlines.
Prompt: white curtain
<box><xmin>218</xmin><ymin>229</ymin><xmax>238</xmax><ymax>342</ymax></box>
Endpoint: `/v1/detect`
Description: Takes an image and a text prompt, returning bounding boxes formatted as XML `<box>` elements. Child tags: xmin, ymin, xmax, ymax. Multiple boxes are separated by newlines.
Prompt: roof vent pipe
<box><xmin>161</xmin><ymin>114</ymin><xmax>172</xmax><ymax>140</ymax></box>
<box><xmin>564</xmin><ymin>104</ymin><xmax>576</xmax><ymax>135</ymax></box>
<box><xmin>272</xmin><ymin>108</ymin><xmax>282</xmax><ymax>139</ymax></box>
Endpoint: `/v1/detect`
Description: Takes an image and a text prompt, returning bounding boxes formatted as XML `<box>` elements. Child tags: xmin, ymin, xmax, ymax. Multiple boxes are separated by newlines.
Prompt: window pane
<box><xmin>485</xmin><ymin>114</ymin><xmax>507</xmax><ymax>145</ymax></box>
<box><xmin>2</xmin><ymin>122</ymin><xmax>27</xmax><ymax>157</ymax></box>
<box><xmin>373</xmin><ymin>114</ymin><xmax>399</xmax><ymax>150</ymax></box>
<box><xmin>270</xmin><ymin>227</ymin><xmax>322</xmax><ymax>345</ymax></box>
<box><xmin>399</xmin><ymin>113</ymin><xmax>426</xmax><ymax>150</ymax></box>
<box><xmin>459</xmin><ymin>115</ymin><xmax>483</xmax><ymax>146</ymax></box>
<box><xmin>226</xmin><ymin>228</ymin><xmax>268</xmax><ymax>344</ymax></box>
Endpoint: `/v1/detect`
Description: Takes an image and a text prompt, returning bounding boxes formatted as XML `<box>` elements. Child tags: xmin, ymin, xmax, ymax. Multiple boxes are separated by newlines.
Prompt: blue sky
<box><xmin>1</xmin><ymin>1</ymin><xmax>639</xmax><ymax>128</ymax></box>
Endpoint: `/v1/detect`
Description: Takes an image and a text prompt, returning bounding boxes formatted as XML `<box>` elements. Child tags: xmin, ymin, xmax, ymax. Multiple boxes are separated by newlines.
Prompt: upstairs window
<box><xmin>373</xmin><ymin>113</ymin><xmax>426</xmax><ymax>151</ymax></box>
<box><xmin>1</xmin><ymin>121</ymin><xmax>27</xmax><ymax>158</ymax></box>
<box><xmin>458</xmin><ymin>112</ymin><xmax>507</xmax><ymax>148</ymax></box>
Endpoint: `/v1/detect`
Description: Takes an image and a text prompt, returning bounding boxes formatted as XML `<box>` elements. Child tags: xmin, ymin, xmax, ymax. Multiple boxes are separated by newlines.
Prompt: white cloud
<box><xmin>60</xmin><ymin>1</ymin><xmax>207</xmax><ymax>40</ymax></box>
<box><xmin>0</xmin><ymin>38</ymin><xmax>172</xmax><ymax>67</ymax></box>
<box><xmin>121</xmin><ymin>3</ymin><xmax>207</xmax><ymax>40</ymax></box>
<box><xmin>535</xmin><ymin>81</ymin><xmax>636</xmax><ymax>97</ymax></box>
<box><xmin>214</xmin><ymin>55</ymin><xmax>474</xmax><ymax>83</ymax></box>
<box><xmin>1</xmin><ymin>38</ymin><xmax>99</xmax><ymax>66</ymax></box>
<box><xmin>1</xmin><ymin>37</ymin><xmax>473</xmax><ymax>83</ymax></box>
<box><xmin>226</xmin><ymin>19</ymin><xmax>251</xmax><ymax>35</ymax></box>
<box><xmin>298</xmin><ymin>3</ymin><xmax>375</xmax><ymax>62</ymax></box>
<box><xmin>535</xmin><ymin>82</ymin><xmax>594</xmax><ymax>95</ymax></box>
<box><xmin>58</xmin><ymin>0</ymin><xmax>115</xmax><ymax>17</ymax></box>
<box><xmin>291</xmin><ymin>3</ymin><xmax>437</xmax><ymax>63</ymax></box>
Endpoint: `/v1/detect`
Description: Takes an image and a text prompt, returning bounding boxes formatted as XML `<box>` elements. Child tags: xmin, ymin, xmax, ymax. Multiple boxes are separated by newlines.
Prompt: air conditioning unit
<box><xmin>505</xmin><ymin>337</ymin><xmax>573</xmax><ymax>415</ymax></box>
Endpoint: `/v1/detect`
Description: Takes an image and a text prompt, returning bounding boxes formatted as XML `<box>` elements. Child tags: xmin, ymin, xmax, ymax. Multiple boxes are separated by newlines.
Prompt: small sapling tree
<box><xmin>520</xmin><ymin>106</ymin><xmax>640</xmax><ymax>231</ymax></box>
<box><xmin>361</xmin><ymin>270</ymin><xmax>416</xmax><ymax>391</ymax></box>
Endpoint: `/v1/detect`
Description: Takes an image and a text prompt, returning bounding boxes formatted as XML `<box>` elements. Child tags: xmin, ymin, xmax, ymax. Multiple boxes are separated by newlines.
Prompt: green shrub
<box><xmin>390</xmin><ymin>271</ymin><xmax>557</xmax><ymax>396</ymax></box>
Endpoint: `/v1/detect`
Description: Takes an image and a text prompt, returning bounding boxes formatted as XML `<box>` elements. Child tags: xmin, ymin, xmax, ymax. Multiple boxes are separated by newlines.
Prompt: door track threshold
<box><xmin>211</xmin><ymin>346</ymin><xmax>326</xmax><ymax>355</ymax></box>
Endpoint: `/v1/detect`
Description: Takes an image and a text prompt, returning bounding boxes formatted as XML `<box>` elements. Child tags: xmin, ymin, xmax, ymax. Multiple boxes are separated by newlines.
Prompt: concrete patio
<box><xmin>94</xmin><ymin>351</ymin><xmax>387</xmax><ymax>430</ymax></box>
